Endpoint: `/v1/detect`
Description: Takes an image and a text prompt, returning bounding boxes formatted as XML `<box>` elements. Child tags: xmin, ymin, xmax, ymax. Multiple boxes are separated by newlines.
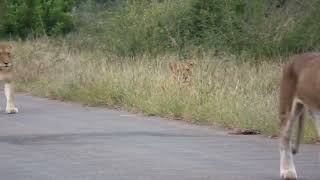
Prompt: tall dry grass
<box><xmin>12</xmin><ymin>39</ymin><xmax>317</xmax><ymax>141</ymax></box>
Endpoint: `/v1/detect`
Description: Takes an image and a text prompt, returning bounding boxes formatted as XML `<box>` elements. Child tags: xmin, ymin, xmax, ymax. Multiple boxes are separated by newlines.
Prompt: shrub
<box><xmin>0</xmin><ymin>0</ymin><xmax>75</xmax><ymax>39</ymax></box>
<box><xmin>280</xmin><ymin>1</ymin><xmax>320</xmax><ymax>54</ymax></box>
<box><xmin>102</xmin><ymin>0</ymin><xmax>190</xmax><ymax>56</ymax></box>
<box><xmin>13</xmin><ymin>0</ymin><xmax>315</xmax><ymax>59</ymax></box>
<box><xmin>84</xmin><ymin>0</ymin><xmax>303</xmax><ymax>58</ymax></box>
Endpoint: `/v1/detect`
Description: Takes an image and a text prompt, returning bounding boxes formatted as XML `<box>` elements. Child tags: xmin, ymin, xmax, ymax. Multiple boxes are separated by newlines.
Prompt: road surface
<box><xmin>0</xmin><ymin>94</ymin><xmax>319</xmax><ymax>180</ymax></box>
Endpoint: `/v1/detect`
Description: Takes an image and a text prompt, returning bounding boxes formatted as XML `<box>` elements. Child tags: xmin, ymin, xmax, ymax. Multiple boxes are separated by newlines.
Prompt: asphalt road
<box><xmin>0</xmin><ymin>94</ymin><xmax>319</xmax><ymax>180</ymax></box>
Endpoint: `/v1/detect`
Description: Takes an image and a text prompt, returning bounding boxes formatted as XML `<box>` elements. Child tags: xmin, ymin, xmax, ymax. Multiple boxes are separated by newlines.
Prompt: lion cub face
<box><xmin>169</xmin><ymin>60</ymin><xmax>195</xmax><ymax>85</ymax></box>
<box><xmin>169</xmin><ymin>61</ymin><xmax>194</xmax><ymax>74</ymax></box>
<box><xmin>0</xmin><ymin>44</ymin><xmax>13</xmax><ymax>68</ymax></box>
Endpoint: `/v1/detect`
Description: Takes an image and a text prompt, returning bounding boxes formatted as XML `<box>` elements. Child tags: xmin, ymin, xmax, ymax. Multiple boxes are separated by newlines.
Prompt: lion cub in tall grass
<box><xmin>169</xmin><ymin>61</ymin><xmax>195</xmax><ymax>86</ymax></box>
<box><xmin>0</xmin><ymin>43</ymin><xmax>18</xmax><ymax>114</ymax></box>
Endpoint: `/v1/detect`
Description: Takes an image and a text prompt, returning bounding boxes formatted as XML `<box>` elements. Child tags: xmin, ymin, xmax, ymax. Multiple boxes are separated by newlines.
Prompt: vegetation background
<box><xmin>1</xmin><ymin>0</ymin><xmax>320</xmax><ymax>141</ymax></box>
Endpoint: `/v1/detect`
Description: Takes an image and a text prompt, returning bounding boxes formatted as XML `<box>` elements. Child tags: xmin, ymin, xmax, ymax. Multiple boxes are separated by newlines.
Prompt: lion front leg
<box><xmin>4</xmin><ymin>82</ymin><xmax>18</xmax><ymax>114</ymax></box>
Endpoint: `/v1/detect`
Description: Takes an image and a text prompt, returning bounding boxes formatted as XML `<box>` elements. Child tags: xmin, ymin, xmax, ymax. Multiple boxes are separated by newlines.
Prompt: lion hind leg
<box><xmin>280</xmin><ymin>99</ymin><xmax>303</xmax><ymax>180</ymax></box>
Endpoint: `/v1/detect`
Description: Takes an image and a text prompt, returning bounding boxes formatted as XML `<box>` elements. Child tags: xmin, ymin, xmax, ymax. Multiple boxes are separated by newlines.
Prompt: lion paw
<box><xmin>6</xmin><ymin>107</ymin><xmax>18</xmax><ymax>114</ymax></box>
<box><xmin>281</xmin><ymin>169</ymin><xmax>298</xmax><ymax>180</ymax></box>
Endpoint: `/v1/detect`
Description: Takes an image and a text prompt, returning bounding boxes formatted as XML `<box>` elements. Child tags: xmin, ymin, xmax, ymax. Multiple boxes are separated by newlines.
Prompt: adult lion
<box><xmin>279</xmin><ymin>53</ymin><xmax>320</xmax><ymax>180</ymax></box>
<box><xmin>0</xmin><ymin>43</ymin><xmax>18</xmax><ymax>114</ymax></box>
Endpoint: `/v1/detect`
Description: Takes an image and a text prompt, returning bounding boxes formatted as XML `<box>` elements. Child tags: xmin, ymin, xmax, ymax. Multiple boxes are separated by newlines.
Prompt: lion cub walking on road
<box><xmin>0</xmin><ymin>43</ymin><xmax>18</xmax><ymax>114</ymax></box>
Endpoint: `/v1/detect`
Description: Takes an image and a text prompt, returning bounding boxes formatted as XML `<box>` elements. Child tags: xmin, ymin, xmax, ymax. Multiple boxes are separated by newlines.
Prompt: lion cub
<box><xmin>169</xmin><ymin>61</ymin><xmax>195</xmax><ymax>85</ymax></box>
<box><xmin>0</xmin><ymin>43</ymin><xmax>18</xmax><ymax>114</ymax></box>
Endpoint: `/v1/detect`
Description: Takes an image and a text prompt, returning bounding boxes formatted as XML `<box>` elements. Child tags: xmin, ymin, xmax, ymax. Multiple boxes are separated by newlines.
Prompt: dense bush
<box><xmin>0</xmin><ymin>0</ymin><xmax>75</xmax><ymax>38</ymax></box>
<box><xmin>3</xmin><ymin>0</ymin><xmax>320</xmax><ymax>58</ymax></box>
<box><xmin>176</xmin><ymin>0</ymin><xmax>262</xmax><ymax>53</ymax></box>
<box><xmin>76</xmin><ymin>0</ymin><xmax>311</xmax><ymax>57</ymax></box>
<box><xmin>280</xmin><ymin>1</ymin><xmax>320</xmax><ymax>54</ymax></box>
<box><xmin>75</xmin><ymin>0</ymin><xmax>122</xmax><ymax>6</ymax></box>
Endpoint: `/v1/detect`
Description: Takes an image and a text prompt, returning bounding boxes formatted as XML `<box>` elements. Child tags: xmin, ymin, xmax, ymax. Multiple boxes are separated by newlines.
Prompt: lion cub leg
<box><xmin>4</xmin><ymin>82</ymin><xmax>18</xmax><ymax>114</ymax></box>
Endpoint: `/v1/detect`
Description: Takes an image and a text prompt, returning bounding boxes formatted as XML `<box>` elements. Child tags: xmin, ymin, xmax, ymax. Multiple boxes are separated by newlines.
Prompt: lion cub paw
<box><xmin>6</xmin><ymin>107</ymin><xmax>18</xmax><ymax>114</ymax></box>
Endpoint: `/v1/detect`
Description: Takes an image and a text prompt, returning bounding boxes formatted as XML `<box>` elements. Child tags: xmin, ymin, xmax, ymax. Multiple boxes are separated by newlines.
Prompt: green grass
<box><xmin>11</xmin><ymin>39</ymin><xmax>318</xmax><ymax>141</ymax></box>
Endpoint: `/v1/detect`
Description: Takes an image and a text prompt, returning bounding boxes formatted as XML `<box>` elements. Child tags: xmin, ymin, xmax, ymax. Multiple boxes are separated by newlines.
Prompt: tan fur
<box><xmin>279</xmin><ymin>53</ymin><xmax>320</xmax><ymax>179</ymax></box>
<box><xmin>0</xmin><ymin>43</ymin><xmax>18</xmax><ymax>114</ymax></box>
<box><xmin>169</xmin><ymin>61</ymin><xmax>194</xmax><ymax>85</ymax></box>
<box><xmin>0</xmin><ymin>44</ymin><xmax>14</xmax><ymax>79</ymax></box>
<box><xmin>279</xmin><ymin>53</ymin><xmax>320</xmax><ymax>126</ymax></box>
